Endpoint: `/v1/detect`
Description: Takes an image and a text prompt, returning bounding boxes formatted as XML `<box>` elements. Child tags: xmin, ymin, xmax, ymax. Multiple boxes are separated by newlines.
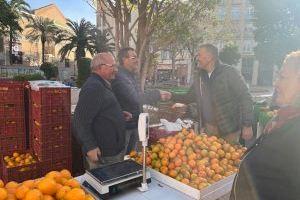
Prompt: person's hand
<box><xmin>160</xmin><ymin>90</ymin><xmax>172</xmax><ymax>101</ymax></box>
<box><xmin>87</xmin><ymin>147</ymin><xmax>101</xmax><ymax>162</ymax></box>
<box><xmin>123</xmin><ymin>111</ymin><xmax>133</xmax><ymax>121</ymax></box>
<box><xmin>242</xmin><ymin>126</ymin><xmax>253</xmax><ymax>140</ymax></box>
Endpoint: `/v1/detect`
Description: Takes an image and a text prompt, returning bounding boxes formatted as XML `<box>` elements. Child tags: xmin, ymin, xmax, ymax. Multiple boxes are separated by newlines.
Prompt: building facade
<box><xmin>0</xmin><ymin>4</ymin><xmax>78</xmax><ymax>80</ymax></box>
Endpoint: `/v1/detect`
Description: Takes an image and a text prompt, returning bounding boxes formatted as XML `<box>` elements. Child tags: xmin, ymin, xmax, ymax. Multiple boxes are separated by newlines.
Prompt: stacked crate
<box><xmin>0</xmin><ymin>81</ymin><xmax>27</xmax><ymax>180</ymax></box>
<box><xmin>30</xmin><ymin>87</ymin><xmax>72</xmax><ymax>175</ymax></box>
<box><xmin>0</xmin><ymin>81</ymin><xmax>26</xmax><ymax>153</ymax></box>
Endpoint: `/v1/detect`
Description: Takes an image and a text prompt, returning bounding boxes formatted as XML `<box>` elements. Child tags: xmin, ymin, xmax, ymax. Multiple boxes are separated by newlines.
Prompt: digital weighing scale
<box><xmin>82</xmin><ymin>113</ymin><xmax>151</xmax><ymax>199</ymax></box>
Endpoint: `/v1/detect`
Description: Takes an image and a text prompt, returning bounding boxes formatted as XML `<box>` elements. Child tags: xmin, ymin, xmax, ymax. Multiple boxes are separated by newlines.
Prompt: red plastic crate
<box><xmin>32</xmin><ymin>129</ymin><xmax>70</xmax><ymax>145</ymax></box>
<box><xmin>0</xmin><ymin>117</ymin><xmax>25</xmax><ymax>137</ymax></box>
<box><xmin>0</xmin><ymin>81</ymin><xmax>25</xmax><ymax>104</ymax></box>
<box><xmin>149</xmin><ymin>127</ymin><xmax>178</xmax><ymax>144</ymax></box>
<box><xmin>31</xmin><ymin>117</ymin><xmax>70</xmax><ymax>135</ymax></box>
<box><xmin>30</xmin><ymin>88</ymin><xmax>70</xmax><ymax>106</ymax></box>
<box><xmin>31</xmin><ymin>103</ymin><xmax>70</xmax><ymax>119</ymax></box>
<box><xmin>0</xmin><ymin>150</ymin><xmax>40</xmax><ymax>182</ymax></box>
<box><xmin>33</xmin><ymin>140</ymin><xmax>71</xmax><ymax>161</ymax></box>
<box><xmin>0</xmin><ymin>135</ymin><xmax>26</xmax><ymax>153</ymax></box>
<box><xmin>39</xmin><ymin>157</ymin><xmax>72</xmax><ymax>176</ymax></box>
<box><xmin>0</xmin><ymin>103</ymin><xmax>25</xmax><ymax>118</ymax></box>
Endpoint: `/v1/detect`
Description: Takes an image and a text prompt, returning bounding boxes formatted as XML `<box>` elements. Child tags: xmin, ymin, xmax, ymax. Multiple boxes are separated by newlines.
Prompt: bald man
<box><xmin>73</xmin><ymin>52</ymin><xmax>131</xmax><ymax>169</ymax></box>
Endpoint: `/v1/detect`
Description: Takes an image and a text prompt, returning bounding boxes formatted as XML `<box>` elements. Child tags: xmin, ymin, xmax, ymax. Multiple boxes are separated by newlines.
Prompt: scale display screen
<box><xmin>88</xmin><ymin>160</ymin><xmax>143</xmax><ymax>184</ymax></box>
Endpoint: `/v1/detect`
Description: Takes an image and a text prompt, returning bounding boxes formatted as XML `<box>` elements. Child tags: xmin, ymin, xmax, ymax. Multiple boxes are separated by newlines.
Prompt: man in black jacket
<box><xmin>112</xmin><ymin>47</ymin><xmax>171</xmax><ymax>154</ymax></box>
<box><xmin>73</xmin><ymin>52</ymin><xmax>131</xmax><ymax>169</ymax></box>
<box><xmin>173</xmin><ymin>44</ymin><xmax>253</xmax><ymax>143</ymax></box>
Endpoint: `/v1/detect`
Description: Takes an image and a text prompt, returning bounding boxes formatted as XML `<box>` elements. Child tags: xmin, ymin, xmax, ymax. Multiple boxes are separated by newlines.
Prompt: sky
<box><xmin>26</xmin><ymin>0</ymin><xmax>96</xmax><ymax>24</ymax></box>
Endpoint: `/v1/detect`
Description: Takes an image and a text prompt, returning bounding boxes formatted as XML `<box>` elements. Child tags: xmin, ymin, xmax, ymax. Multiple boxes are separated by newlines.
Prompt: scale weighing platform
<box><xmin>83</xmin><ymin>159</ymin><xmax>151</xmax><ymax>199</ymax></box>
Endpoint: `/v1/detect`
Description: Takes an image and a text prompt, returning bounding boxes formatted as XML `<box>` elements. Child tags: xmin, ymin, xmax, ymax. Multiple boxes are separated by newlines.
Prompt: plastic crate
<box><xmin>30</xmin><ymin>88</ymin><xmax>70</xmax><ymax>106</ymax></box>
<box><xmin>31</xmin><ymin>103</ymin><xmax>71</xmax><ymax>119</ymax></box>
<box><xmin>31</xmin><ymin>117</ymin><xmax>70</xmax><ymax>133</ymax></box>
<box><xmin>33</xmin><ymin>139</ymin><xmax>71</xmax><ymax>161</ymax></box>
<box><xmin>0</xmin><ymin>117</ymin><xmax>25</xmax><ymax>137</ymax></box>
<box><xmin>40</xmin><ymin>157</ymin><xmax>72</xmax><ymax>176</ymax></box>
<box><xmin>149</xmin><ymin>127</ymin><xmax>178</xmax><ymax>144</ymax></box>
<box><xmin>32</xmin><ymin>129</ymin><xmax>70</xmax><ymax>145</ymax></box>
<box><xmin>0</xmin><ymin>151</ymin><xmax>40</xmax><ymax>182</ymax></box>
<box><xmin>0</xmin><ymin>103</ymin><xmax>25</xmax><ymax>118</ymax></box>
<box><xmin>0</xmin><ymin>81</ymin><xmax>25</xmax><ymax>104</ymax></box>
<box><xmin>0</xmin><ymin>134</ymin><xmax>26</xmax><ymax>153</ymax></box>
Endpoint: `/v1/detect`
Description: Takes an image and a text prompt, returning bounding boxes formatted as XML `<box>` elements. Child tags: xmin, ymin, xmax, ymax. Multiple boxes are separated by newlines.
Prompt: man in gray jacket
<box><xmin>112</xmin><ymin>47</ymin><xmax>171</xmax><ymax>154</ymax></box>
<box><xmin>173</xmin><ymin>44</ymin><xmax>253</xmax><ymax>143</ymax></box>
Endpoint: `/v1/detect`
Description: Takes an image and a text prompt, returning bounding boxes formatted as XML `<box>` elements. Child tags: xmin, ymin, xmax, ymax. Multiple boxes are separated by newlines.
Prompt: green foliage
<box><xmin>40</xmin><ymin>62</ymin><xmax>58</xmax><ymax>80</ymax></box>
<box><xmin>0</xmin><ymin>0</ymin><xmax>21</xmax><ymax>35</ymax></box>
<box><xmin>219</xmin><ymin>44</ymin><xmax>241</xmax><ymax>66</ymax></box>
<box><xmin>13</xmin><ymin>73</ymin><xmax>45</xmax><ymax>81</ymax></box>
<box><xmin>91</xmin><ymin>28</ymin><xmax>114</xmax><ymax>53</ymax></box>
<box><xmin>57</xmin><ymin>18</ymin><xmax>94</xmax><ymax>61</ymax></box>
<box><xmin>26</xmin><ymin>17</ymin><xmax>60</xmax><ymax>64</ymax></box>
<box><xmin>252</xmin><ymin>0</ymin><xmax>300</xmax><ymax>66</ymax></box>
<box><xmin>77</xmin><ymin>57</ymin><xmax>91</xmax><ymax>87</ymax></box>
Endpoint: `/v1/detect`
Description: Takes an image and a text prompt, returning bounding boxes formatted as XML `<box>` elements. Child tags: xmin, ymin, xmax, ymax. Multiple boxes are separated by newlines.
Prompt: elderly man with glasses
<box><xmin>73</xmin><ymin>52</ymin><xmax>132</xmax><ymax>169</ymax></box>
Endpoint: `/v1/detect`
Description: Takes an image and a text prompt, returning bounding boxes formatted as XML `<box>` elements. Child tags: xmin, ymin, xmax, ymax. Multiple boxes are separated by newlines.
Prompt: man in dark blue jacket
<box><xmin>112</xmin><ymin>47</ymin><xmax>171</xmax><ymax>154</ymax></box>
<box><xmin>73</xmin><ymin>52</ymin><xmax>131</xmax><ymax>169</ymax></box>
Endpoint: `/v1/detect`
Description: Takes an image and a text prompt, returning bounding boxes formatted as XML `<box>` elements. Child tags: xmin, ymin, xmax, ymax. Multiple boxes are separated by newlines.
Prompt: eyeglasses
<box><xmin>100</xmin><ymin>63</ymin><xmax>117</xmax><ymax>68</ymax></box>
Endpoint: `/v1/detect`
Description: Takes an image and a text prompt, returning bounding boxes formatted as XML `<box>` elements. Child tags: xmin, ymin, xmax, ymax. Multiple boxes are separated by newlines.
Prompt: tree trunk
<box><xmin>41</xmin><ymin>41</ymin><xmax>45</xmax><ymax>64</ymax></box>
<box><xmin>171</xmin><ymin>51</ymin><xmax>176</xmax><ymax>80</ymax></box>
<box><xmin>9</xmin><ymin>29</ymin><xmax>13</xmax><ymax>65</ymax></box>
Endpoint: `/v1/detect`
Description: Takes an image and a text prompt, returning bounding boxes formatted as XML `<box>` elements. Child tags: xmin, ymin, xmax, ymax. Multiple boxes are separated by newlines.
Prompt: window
<box><xmin>247</xmin><ymin>6</ymin><xmax>255</xmax><ymax>19</ymax></box>
<box><xmin>161</xmin><ymin>50</ymin><xmax>170</xmax><ymax>60</ymax></box>
<box><xmin>231</xmin><ymin>6</ymin><xmax>240</xmax><ymax>20</ymax></box>
<box><xmin>217</xmin><ymin>7</ymin><xmax>225</xmax><ymax>20</ymax></box>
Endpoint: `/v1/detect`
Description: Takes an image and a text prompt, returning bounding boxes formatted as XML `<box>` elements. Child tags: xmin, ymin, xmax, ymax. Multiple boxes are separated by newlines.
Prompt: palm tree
<box><xmin>6</xmin><ymin>0</ymin><xmax>31</xmax><ymax>64</ymax></box>
<box><xmin>90</xmin><ymin>28</ymin><xmax>115</xmax><ymax>53</ymax></box>
<box><xmin>25</xmin><ymin>16</ymin><xmax>59</xmax><ymax>64</ymax></box>
<box><xmin>57</xmin><ymin>18</ymin><xmax>94</xmax><ymax>61</ymax></box>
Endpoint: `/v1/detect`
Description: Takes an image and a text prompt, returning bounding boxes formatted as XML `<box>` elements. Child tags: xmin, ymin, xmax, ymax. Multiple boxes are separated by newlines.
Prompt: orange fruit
<box><xmin>5</xmin><ymin>181</ymin><xmax>18</xmax><ymax>189</ymax></box>
<box><xmin>64</xmin><ymin>179</ymin><xmax>80</xmax><ymax>188</ymax></box>
<box><xmin>56</xmin><ymin>186</ymin><xmax>71</xmax><ymax>199</ymax></box>
<box><xmin>181</xmin><ymin>178</ymin><xmax>190</xmax><ymax>184</ymax></box>
<box><xmin>43</xmin><ymin>194</ymin><xmax>55</xmax><ymax>200</ymax></box>
<box><xmin>0</xmin><ymin>180</ymin><xmax>4</xmax><ymax>188</ymax></box>
<box><xmin>160</xmin><ymin>166</ymin><xmax>168</xmax><ymax>174</ymax></box>
<box><xmin>24</xmin><ymin>189</ymin><xmax>43</xmax><ymax>200</ymax></box>
<box><xmin>37</xmin><ymin>178</ymin><xmax>57</xmax><ymax>195</ymax></box>
<box><xmin>85</xmin><ymin>194</ymin><xmax>95</xmax><ymax>200</ymax></box>
<box><xmin>174</xmin><ymin>158</ymin><xmax>182</xmax><ymax>167</ymax></box>
<box><xmin>188</xmin><ymin>160</ymin><xmax>196</xmax><ymax>169</ymax></box>
<box><xmin>60</xmin><ymin>169</ymin><xmax>72</xmax><ymax>180</ymax></box>
<box><xmin>168</xmin><ymin>169</ymin><xmax>178</xmax><ymax>178</ymax></box>
<box><xmin>15</xmin><ymin>185</ymin><xmax>30</xmax><ymax>199</ymax></box>
<box><xmin>0</xmin><ymin>188</ymin><xmax>8</xmax><ymax>200</ymax></box>
<box><xmin>45</xmin><ymin>171</ymin><xmax>61</xmax><ymax>181</ymax></box>
<box><xmin>22</xmin><ymin>180</ymin><xmax>35</xmax><ymax>189</ymax></box>
<box><xmin>64</xmin><ymin>188</ymin><xmax>86</xmax><ymax>200</ymax></box>
<box><xmin>6</xmin><ymin>193</ymin><xmax>17</xmax><ymax>200</ymax></box>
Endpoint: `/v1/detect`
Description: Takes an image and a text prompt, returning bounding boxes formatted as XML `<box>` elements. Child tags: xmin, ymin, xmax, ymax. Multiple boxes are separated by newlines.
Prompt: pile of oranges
<box><xmin>130</xmin><ymin>129</ymin><xmax>246</xmax><ymax>190</ymax></box>
<box><xmin>0</xmin><ymin>169</ymin><xmax>95</xmax><ymax>200</ymax></box>
<box><xmin>3</xmin><ymin>153</ymin><xmax>36</xmax><ymax>168</ymax></box>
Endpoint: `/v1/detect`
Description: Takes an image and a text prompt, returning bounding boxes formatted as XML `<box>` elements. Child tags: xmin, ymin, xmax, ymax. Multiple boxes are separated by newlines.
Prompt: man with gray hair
<box><xmin>73</xmin><ymin>52</ymin><xmax>131</xmax><ymax>169</ymax></box>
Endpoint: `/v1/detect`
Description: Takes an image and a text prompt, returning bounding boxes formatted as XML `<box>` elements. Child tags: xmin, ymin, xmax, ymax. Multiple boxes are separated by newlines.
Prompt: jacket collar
<box><xmin>119</xmin><ymin>65</ymin><xmax>136</xmax><ymax>76</ymax></box>
<box><xmin>91</xmin><ymin>73</ymin><xmax>112</xmax><ymax>89</ymax></box>
<box><xmin>200</xmin><ymin>60</ymin><xmax>223</xmax><ymax>78</ymax></box>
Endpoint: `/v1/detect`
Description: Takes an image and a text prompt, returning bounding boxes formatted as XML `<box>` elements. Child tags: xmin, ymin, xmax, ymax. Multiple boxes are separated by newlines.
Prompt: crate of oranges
<box><xmin>1</xmin><ymin>151</ymin><xmax>39</xmax><ymax>183</ymax></box>
<box><xmin>0</xmin><ymin>169</ymin><xmax>95</xmax><ymax>200</ymax></box>
<box><xmin>129</xmin><ymin>128</ymin><xmax>246</xmax><ymax>199</ymax></box>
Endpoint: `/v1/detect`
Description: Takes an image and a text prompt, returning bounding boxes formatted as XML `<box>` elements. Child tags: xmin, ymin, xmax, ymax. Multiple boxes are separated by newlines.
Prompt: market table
<box><xmin>76</xmin><ymin>175</ymin><xmax>231</xmax><ymax>200</ymax></box>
